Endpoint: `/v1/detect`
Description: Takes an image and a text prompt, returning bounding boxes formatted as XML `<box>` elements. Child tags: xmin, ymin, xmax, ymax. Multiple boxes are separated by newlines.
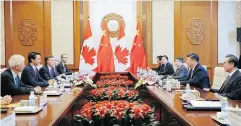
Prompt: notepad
<box><xmin>43</xmin><ymin>91</ymin><xmax>62</xmax><ymax>96</ymax></box>
<box><xmin>190</xmin><ymin>100</ymin><xmax>221</xmax><ymax>108</ymax></box>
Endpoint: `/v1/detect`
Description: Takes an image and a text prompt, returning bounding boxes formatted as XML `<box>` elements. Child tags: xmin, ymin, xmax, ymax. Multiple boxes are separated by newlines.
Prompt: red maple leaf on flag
<box><xmin>114</xmin><ymin>45</ymin><xmax>129</xmax><ymax>65</ymax></box>
<box><xmin>82</xmin><ymin>45</ymin><xmax>96</xmax><ymax>65</ymax></box>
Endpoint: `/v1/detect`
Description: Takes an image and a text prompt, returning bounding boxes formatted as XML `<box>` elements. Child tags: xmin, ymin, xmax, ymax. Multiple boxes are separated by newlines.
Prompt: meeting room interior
<box><xmin>1</xmin><ymin>0</ymin><xmax>241</xmax><ymax>126</ymax></box>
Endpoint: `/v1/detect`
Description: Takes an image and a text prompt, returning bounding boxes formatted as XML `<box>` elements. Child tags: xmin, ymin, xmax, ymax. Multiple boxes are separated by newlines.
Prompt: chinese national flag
<box><xmin>117</xmin><ymin>18</ymin><xmax>125</xmax><ymax>40</ymax></box>
<box><xmin>129</xmin><ymin>20</ymin><xmax>147</xmax><ymax>75</ymax></box>
<box><xmin>97</xmin><ymin>21</ymin><xmax>115</xmax><ymax>72</ymax></box>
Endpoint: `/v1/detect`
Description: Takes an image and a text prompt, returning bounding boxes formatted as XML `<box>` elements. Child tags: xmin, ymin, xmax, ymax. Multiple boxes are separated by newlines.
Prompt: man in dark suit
<box><xmin>39</xmin><ymin>56</ymin><xmax>59</xmax><ymax>81</ymax></box>
<box><xmin>211</xmin><ymin>54</ymin><xmax>241</xmax><ymax>100</ymax></box>
<box><xmin>21</xmin><ymin>52</ymin><xmax>49</xmax><ymax>87</ymax></box>
<box><xmin>1</xmin><ymin>54</ymin><xmax>41</xmax><ymax>96</ymax></box>
<box><xmin>238</xmin><ymin>55</ymin><xmax>241</xmax><ymax>69</ymax></box>
<box><xmin>158</xmin><ymin>55</ymin><xmax>174</xmax><ymax>75</ymax></box>
<box><xmin>148</xmin><ymin>55</ymin><xmax>163</xmax><ymax>72</ymax></box>
<box><xmin>172</xmin><ymin>57</ymin><xmax>188</xmax><ymax>81</ymax></box>
<box><xmin>56</xmin><ymin>54</ymin><xmax>72</xmax><ymax>75</ymax></box>
<box><xmin>180</xmin><ymin>53</ymin><xmax>210</xmax><ymax>89</ymax></box>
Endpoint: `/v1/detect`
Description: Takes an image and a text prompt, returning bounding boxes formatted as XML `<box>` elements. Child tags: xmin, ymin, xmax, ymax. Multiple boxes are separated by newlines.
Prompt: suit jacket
<box><xmin>39</xmin><ymin>65</ymin><xmax>59</xmax><ymax>81</ymax></box>
<box><xmin>56</xmin><ymin>62</ymin><xmax>72</xmax><ymax>75</ymax></box>
<box><xmin>153</xmin><ymin>64</ymin><xmax>163</xmax><ymax>73</ymax></box>
<box><xmin>157</xmin><ymin>62</ymin><xmax>174</xmax><ymax>75</ymax></box>
<box><xmin>217</xmin><ymin>70</ymin><xmax>241</xmax><ymax>100</ymax></box>
<box><xmin>21</xmin><ymin>64</ymin><xmax>49</xmax><ymax>87</ymax></box>
<box><xmin>180</xmin><ymin>63</ymin><xmax>210</xmax><ymax>89</ymax></box>
<box><xmin>172</xmin><ymin>65</ymin><xmax>188</xmax><ymax>81</ymax></box>
<box><xmin>1</xmin><ymin>69</ymin><xmax>34</xmax><ymax>96</ymax></box>
<box><xmin>239</xmin><ymin>55</ymin><xmax>241</xmax><ymax>69</ymax></box>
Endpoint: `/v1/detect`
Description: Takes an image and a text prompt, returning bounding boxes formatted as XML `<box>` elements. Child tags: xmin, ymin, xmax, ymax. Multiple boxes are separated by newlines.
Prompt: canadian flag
<box><xmin>129</xmin><ymin>19</ymin><xmax>147</xmax><ymax>75</ymax></box>
<box><xmin>79</xmin><ymin>18</ymin><xmax>97</xmax><ymax>75</ymax></box>
<box><xmin>114</xmin><ymin>17</ymin><xmax>130</xmax><ymax>72</ymax></box>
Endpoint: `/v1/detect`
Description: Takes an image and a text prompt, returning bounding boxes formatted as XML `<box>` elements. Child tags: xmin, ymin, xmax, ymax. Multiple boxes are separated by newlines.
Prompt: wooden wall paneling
<box><xmin>137</xmin><ymin>1</ymin><xmax>142</xmax><ymax>32</ymax></box>
<box><xmin>209</xmin><ymin>1</ymin><xmax>218</xmax><ymax>83</ymax></box>
<box><xmin>137</xmin><ymin>1</ymin><xmax>157</xmax><ymax>68</ymax></box>
<box><xmin>181</xmin><ymin>1</ymin><xmax>212</xmax><ymax>65</ymax></box>
<box><xmin>4</xmin><ymin>1</ymin><xmax>51</xmax><ymax>66</ymax></box>
<box><xmin>145</xmin><ymin>1</ymin><xmax>153</xmax><ymax>67</ymax></box>
<box><xmin>73</xmin><ymin>1</ymin><xmax>81</xmax><ymax>70</ymax></box>
<box><xmin>43</xmin><ymin>1</ymin><xmax>51</xmax><ymax>56</ymax></box>
<box><xmin>72</xmin><ymin>1</ymin><xmax>87</xmax><ymax>71</ymax></box>
<box><xmin>174</xmin><ymin>1</ymin><xmax>218</xmax><ymax>84</ymax></box>
<box><xmin>4</xmin><ymin>1</ymin><xmax>11</xmax><ymax>65</ymax></box>
<box><xmin>174</xmin><ymin>1</ymin><xmax>181</xmax><ymax>59</ymax></box>
<box><xmin>210</xmin><ymin>1</ymin><xmax>218</xmax><ymax>66</ymax></box>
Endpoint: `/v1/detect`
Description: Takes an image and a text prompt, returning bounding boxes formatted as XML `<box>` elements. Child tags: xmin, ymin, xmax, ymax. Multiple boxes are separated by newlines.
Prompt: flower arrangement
<box><xmin>89</xmin><ymin>86</ymin><xmax>139</xmax><ymax>102</ymax></box>
<box><xmin>100</xmin><ymin>74</ymin><xmax>129</xmax><ymax>80</ymax></box>
<box><xmin>72</xmin><ymin>73</ymin><xmax>96</xmax><ymax>88</ymax></box>
<box><xmin>96</xmin><ymin>74</ymin><xmax>134</xmax><ymax>88</ymax></box>
<box><xmin>96</xmin><ymin>79</ymin><xmax>133</xmax><ymax>88</ymax></box>
<box><xmin>74</xmin><ymin>100</ymin><xmax>154</xmax><ymax>126</ymax></box>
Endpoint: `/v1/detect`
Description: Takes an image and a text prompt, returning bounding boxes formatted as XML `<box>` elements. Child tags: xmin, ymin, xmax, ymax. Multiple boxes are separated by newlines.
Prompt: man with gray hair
<box><xmin>1</xmin><ymin>54</ymin><xmax>41</xmax><ymax>96</ymax></box>
<box><xmin>211</xmin><ymin>54</ymin><xmax>241</xmax><ymax>100</ymax></box>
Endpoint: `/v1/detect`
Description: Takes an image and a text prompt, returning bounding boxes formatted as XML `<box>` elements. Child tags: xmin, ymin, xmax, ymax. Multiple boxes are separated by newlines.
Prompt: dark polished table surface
<box><xmin>147</xmin><ymin>86</ymin><xmax>241</xmax><ymax>126</ymax></box>
<box><xmin>1</xmin><ymin>87</ymin><xmax>84</xmax><ymax>126</ymax></box>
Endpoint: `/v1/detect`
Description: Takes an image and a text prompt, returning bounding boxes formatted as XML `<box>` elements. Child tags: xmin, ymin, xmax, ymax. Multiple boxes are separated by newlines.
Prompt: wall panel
<box><xmin>4</xmin><ymin>1</ymin><xmax>51</xmax><ymax>65</ymax></box>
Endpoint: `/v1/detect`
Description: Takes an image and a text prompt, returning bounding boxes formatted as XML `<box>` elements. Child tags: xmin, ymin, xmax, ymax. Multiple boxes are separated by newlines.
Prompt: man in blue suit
<box><xmin>172</xmin><ymin>57</ymin><xmax>188</xmax><ymax>81</ymax></box>
<box><xmin>39</xmin><ymin>56</ymin><xmax>59</xmax><ymax>81</ymax></box>
<box><xmin>21</xmin><ymin>52</ymin><xmax>49</xmax><ymax>87</ymax></box>
<box><xmin>180</xmin><ymin>53</ymin><xmax>210</xmax><ymax>89</ymax></box>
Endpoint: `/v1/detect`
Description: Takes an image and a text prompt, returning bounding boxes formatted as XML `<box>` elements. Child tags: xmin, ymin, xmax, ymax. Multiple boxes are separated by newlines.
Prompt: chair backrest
<box><xmin>212</xmin><ymin>67</ymin><xmax>228</xmax><ymax>90</ymax></box>
<box><xmin>202</xmin><ymin>65</ymin><xmax>207</xmax><ymax>71</ymax></box>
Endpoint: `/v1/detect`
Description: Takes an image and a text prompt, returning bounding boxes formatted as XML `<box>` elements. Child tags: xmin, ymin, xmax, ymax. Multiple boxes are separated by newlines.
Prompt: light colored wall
<box><xmin>218</xmin><ymin>1</ymin><xmax>241</xmax><ymax>63</ymax></box>
<box><xmin>0</xmin><ymin>1</ymin><xmax>5</xmax><ymax>65</ymax></box>
<box><xmin>51</xmin><ymin>0</ymin><xmax>74</xmax><ymax>64</ymax></box>
<box><xmin>152</xmin><ymin>0</ymin><xmax>174</xmax><ymax>64</ymax></box>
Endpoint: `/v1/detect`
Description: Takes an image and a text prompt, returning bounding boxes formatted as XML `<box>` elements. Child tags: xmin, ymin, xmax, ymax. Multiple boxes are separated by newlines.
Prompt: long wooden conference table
<box><xmin>0</xmin><ymin>87</ymin><xmax>84</xmax><ymax>126</ymax></box>
<box><xmin>147</xmin><ymin>86</ymin><xmax>241</xmax><ymax>126</ymax></box>
<box><xmin>1</xmin><ymin>85</ymin><xmax>241</xmax><ymax>126</ymax></box>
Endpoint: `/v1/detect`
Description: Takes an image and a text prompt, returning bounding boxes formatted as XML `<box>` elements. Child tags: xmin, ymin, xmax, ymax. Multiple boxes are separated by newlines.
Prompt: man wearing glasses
<box><xmin>56</xmin><ymin>54</ymin><xmax>72</xmax><ymax>75</ymax></box>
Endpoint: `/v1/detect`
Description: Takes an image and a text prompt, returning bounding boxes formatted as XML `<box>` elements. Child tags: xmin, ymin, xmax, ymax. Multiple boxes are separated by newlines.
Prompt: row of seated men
<box><xmin>1</xmin><ymin>52</ymin><xmax>72</xmax><ymax>97</ymax></box>
<box><xmin>150</xmin><ymin>53</ymin><xmax>241</xmax><ymax>100</ymax></box>
<box><xmin>1</xmin><ymin>52</ymin><xmax>241</xmax><ymax>103</ymax></box>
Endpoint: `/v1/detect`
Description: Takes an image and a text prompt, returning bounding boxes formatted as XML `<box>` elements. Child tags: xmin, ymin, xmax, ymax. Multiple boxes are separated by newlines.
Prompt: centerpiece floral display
<box><xmin>74</xmin><ymin>100</ymin><xmax>155</xmax><ymax>126</ymax></box>
<box><xmin>74</xmin><ymin>73</ymin><xmax>155</xmax><ymax>126</ymax></box>
<box><xmin>72</xmin><ymin>73</ymin><xmax>96</xmax><ymax>88</ymax></box>
<box><xmin>96</xmin><ymin>74</ymin><xmax>134</xmax><ymax>87</ymax></box>
<box><xmin>89</xmin><ymin>86</ymin><xmax>140</xmax><ymax>102</ymax></box>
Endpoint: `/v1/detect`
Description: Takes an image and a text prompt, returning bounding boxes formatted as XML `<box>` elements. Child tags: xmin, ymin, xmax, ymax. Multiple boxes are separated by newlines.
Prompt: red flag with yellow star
<box><xmin>97</xmin><ymin>20</ymin><xmax>115</xmax><ymax>72</ymax></box>
<box><xmin>129</xmin><ymin>19</ymin><xmax>147</xmax><ymax>75</ymax></box>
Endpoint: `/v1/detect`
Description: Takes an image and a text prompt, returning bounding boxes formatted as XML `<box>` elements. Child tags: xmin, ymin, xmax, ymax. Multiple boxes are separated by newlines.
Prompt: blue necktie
<box><xmin>50</xmin><ymin>68</ymin><xmax>55</xmax><ymax>78</ymax></box>
<box><xmin>15</xmin><ymin>76</ymin><xmax>19</xmax><ymax>86</ymax></box>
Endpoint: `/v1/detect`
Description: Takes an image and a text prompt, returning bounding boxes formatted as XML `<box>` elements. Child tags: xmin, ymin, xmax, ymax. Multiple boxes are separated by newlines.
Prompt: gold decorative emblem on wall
<box><xmin>187</xmin><ymin>18</ymin><xmax>204</xmax><ymax>45</ymax></box>
<box><xmin>18</xmin><ymin>19</ymin><xmax>37</xmax><ymax>46</ymax></box>
<box><xmin>101</xmin><ymin>13</ymin><xmax>125</xmax><ymax>38</ymax></box>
